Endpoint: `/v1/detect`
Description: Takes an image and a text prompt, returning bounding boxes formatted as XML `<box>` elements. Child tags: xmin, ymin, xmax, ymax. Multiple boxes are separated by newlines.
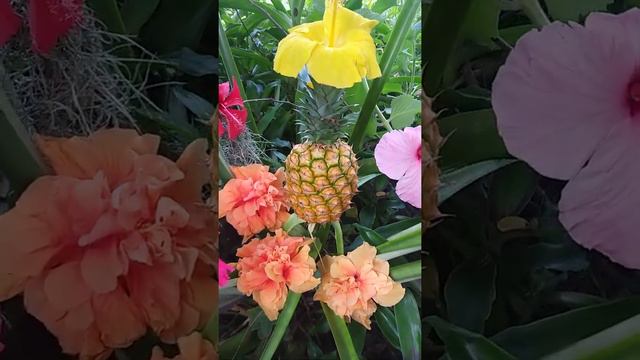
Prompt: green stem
<box><xmin>332</xmin><ymin>221</ymin><xmax>344</xmax><ymax>255</ymax></box>
<box><xmin>218</xmin><ymin>16</ymin><xmax>259</xmax><ymax>133</ymax></box>
<box><xmin>390</xmin><ymin>261</ymin><xmax>421</xmax><ymax>283</ymax></box>
<box><xmin>259</xmin><ymin>292</ymin><xmax>303</xmax><ymax>360</ymax></box>
<box><xmin>362</xmin><ymin>79</ymin><xmax>393</xmax><ymax>131</ymax></box>
<box><xmin>321</xmin><ymin>303</ymin><xmax>360</xmax><ymax>360</ymax></box>
<box><xmin>219</xmin><ymin>149</ymin><xmax>234</xmax><ymax>183</ymax></box>
<box><xmin>290</xmin><ymin>0</ymin><xmax>305</xmax><ymax>26</ymax></box>
<box><xmin>350</xmin><ymin>0</ymin><xmax>420</xmax><ymax>151</ymax></box>
<box><xmin>518</xmin><ymin>0</ymin><xmax>551</xmax><ymax>27</ymax></box>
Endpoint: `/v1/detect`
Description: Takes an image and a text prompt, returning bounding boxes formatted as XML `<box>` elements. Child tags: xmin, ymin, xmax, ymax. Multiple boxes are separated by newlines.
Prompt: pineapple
<box><xmin>284</xmin><ymin>83</ymin><xmax>359</xmax><ymax>224</ymax></box>
<box><xmin>422</xmin><ymin>92</ymin><xmax>442</xmax><ymax>230</ymax></box>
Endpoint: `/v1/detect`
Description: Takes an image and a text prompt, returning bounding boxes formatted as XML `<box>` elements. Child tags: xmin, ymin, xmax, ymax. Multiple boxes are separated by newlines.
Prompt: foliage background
<box><xmin>423</xmin><ymin>0</ymin><xmax>640</xmax><ymax>359</ymax></box>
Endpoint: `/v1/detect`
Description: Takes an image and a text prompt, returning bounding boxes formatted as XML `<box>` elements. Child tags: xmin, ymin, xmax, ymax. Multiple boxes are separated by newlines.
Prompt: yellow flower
<box><xmin>273</xmin><ymin>0</ymin><xmax>382</xmax><ymax>89</ymax></box>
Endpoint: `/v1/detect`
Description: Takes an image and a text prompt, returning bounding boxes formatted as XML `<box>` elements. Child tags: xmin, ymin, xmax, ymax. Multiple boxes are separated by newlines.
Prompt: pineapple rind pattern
<box><xmin>285</xmin><ymin>141</ymin><xmax>358</xmax><ymax>224</ymax></box>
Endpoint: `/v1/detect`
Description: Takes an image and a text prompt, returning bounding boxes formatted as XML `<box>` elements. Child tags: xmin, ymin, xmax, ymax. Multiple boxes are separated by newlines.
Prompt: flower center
<box><xmin>626</xmin><ymin>77</ymin><xmax>640</xmax><ymax>116</ymax></box>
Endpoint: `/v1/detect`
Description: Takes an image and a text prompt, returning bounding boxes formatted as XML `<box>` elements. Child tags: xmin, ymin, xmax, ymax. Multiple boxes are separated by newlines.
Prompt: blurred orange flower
<box><xmin>0</xmin><ymin>129</ymin><xmax>215</xmax><ymax>359</ymax></box>
<box><xmin>219</xmin><ymin>164</ymin><xmax>290</xmax><ymax>239</ymax></box>
<box><xmin>236</xmin><ymin>230</ymin><xmax>320</xmax><ymax>320</ymax></box>
<box><xmin>151</xmin><ymin>332</ymin><xmax>217</xmax><ymax>360</ymax></box>
<box><xmin>314</xmin><ymin>243</ymin><xmax>405</xmax><ymax>329</ymax></box>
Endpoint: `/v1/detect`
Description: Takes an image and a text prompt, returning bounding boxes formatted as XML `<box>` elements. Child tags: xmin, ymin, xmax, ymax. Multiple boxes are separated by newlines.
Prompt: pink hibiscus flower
<box><xmin>218</xmin><ymin>77</ymin><xmax>248</xmax><ymax>140</ymax></box>
<box><xmin>0</xmin><ymin>0</ymin><xmax>84</xmax><ymax>54</ymax></box>
<box><xmin>374</xmin><ymin>126</ymin><xmax>421</xmax><ymax>208</ymax></box>
<box><xmin>492</xmin><ymin>9</ymin><xmax>640</xmax><ymax>269</ymax></box>
<box><xmin>218</xmin><ymin>259</ymin><xmax>234</xmax><ymax>287</ymax></box>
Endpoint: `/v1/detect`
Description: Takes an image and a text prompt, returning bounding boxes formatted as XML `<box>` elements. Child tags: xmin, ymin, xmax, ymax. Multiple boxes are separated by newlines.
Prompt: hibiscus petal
<box><xmin>92</xmin><ymin>289</ymin><xmax>146</xmax><ymax>348</ymax></box>
<box><xmin>28</xmin><ymin>0</ymin><xmax>83</xmax><ymax>54</ymax></box>
<box><xmin>80</xmin><ymin>241</ymin><xmax>125</xmax><ymax>294</ymax></box>
<box><xmin>346</xmin><ymin>242</ymin><xmax>376</xmax><ymax>270</ymax></box>
<box><xmin>492</xmin><ymin>20</ymin><xmax>631</xmax><ymax>180</ymax></box>
<box><xmin>0</xmin><ymin>0</ymin><xmax>20</xmax><ymax>46</ymax></box>
<box><xmin>374</xmin><ymin>126</ymin><xmax>421</xmax><ymax>180</ymax></box>
<box><xmin>558</xmin><ymin>121</ymin><xmax>640</xmax><ymax>269</ymax></box>
<box><xmin>218</xmin><ymin>78</ymin><xmax>248</xmax><ymax>140</ymax></box>
<box><xmin>373</xmin><ymin>281</ymin><xmax>405</xmax><ymax>307</ymax></box>
<box><xmin>396</xmin><ymin>164</ymin><xmax>421</xmax><ymax>208</ymax></box>
<box><xmin>44</xmin><ymin>261</ymin><xmax>92</xmax><ymax>311</ymax></box>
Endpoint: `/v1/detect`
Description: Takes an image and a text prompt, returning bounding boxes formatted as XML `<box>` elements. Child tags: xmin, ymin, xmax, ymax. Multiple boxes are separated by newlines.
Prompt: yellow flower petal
<box><xmin>273</xmin><ymin>22</ymin><xmax>322</xmax><ymax>77</ymax></box>
<box><xmin>307</xmin><ymin>45</ymin><xmax>365</xmax><ymax>88</ymax></box>
<box><xmin>325</xmin><ymin>0</ymin><xmax>378</xmax><ymax>47</ymax></box>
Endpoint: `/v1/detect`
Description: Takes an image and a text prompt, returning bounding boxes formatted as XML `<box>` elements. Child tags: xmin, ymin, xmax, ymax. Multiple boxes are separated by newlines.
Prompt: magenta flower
<box><xmin>492</xmin><ymin>9</ymin><xmax>640</xmax><ymax>269</ymax></box>
<box><xmin>218</xmin><ymin>259</ymin><xmax>234</xmax><ymax>287</ymax></box>
<box><xmin>374</xmin><ymin>125</ymin><xmax>421</xmax><ymax>208</ymax></box>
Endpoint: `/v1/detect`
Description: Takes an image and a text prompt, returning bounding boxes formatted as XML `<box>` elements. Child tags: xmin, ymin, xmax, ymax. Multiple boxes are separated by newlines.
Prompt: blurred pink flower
<box><xmin>374</xmin><ymin>125</ymin><xmax>421</xmax><ymax>208</ymax></box>
<box><xmin>492</xmin><ymin>9</ymin><xmax>640</xmax><ymax>269</ymax></box>
<box><xmin>218</xmin><ymin>260</ymin><xmax>234</xmax><ymax>287</ymax></box>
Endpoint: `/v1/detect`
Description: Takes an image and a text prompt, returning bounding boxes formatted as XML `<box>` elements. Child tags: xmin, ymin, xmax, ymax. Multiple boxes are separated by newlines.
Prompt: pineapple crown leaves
<box><xmin>293</xmin><ymin>78</ymin><xmax>355</xmax><ymax>143</ymax></box>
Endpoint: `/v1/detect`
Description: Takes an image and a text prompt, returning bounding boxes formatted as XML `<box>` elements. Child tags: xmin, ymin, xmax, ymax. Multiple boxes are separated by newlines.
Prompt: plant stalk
<box><xmin>332</xmin><ymin>221</ymin><xmax>344</xmax><ymax>255</ymax></box>
<box><xmin>518</xmin><ymin>0</ymin><xmax>551</xmax><ymax>27</ymax></box>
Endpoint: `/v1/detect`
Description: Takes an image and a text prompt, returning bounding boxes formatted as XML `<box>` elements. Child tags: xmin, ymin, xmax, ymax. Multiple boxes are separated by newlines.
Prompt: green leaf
<box><xmin>499</xmin><ymin>25</ymin><xmax>536</xmax><ymax>46</ymax></box>
<box><xmin>163</xmin><ymin>48</ymin><xmax>217</xmax><ymax>77</ymax></box>
<box><xmin>121</xmin><ymin>0</ymin><xmax>160</xmax><ymax>35</ymax></box>
<box><xmin>492</xmin><ymin>297</ymin><xmax>640</xmax><ymax>359</ymax></box>
<box><xmin>423</xmin><ymin>0</ymin><xmax>474</xmax><ymax>95</ymax></box>
<box><xmin>222</xmin><ymin>0</ymin><xmax>292</xmax><ymax>37</ymax></box>
<box><xmin>489</xmin><ymin>162</ymin><xmax>537</xmax><ymax>219</ymax></box>
<box><xmin>139</xmin><ymin>0</ymin><xmax>214</xmax><ymax>53</ymax></box>
<box><xmin>321</xmin><ymin>303</ymin><xmax>359</xmax><ymax>360</ymax></box>
<box><xmin>87</xmin><ymin>0</ymin><xmax>127</xmax><ymax>34</ymax></box>
<box><xmin>376</xmin><ymin>223</ymin><xmax>421</xmax><ymax>254</ymax></box>
<box><xmin>350</xmin><ymin>0</ymin><xmax>420</xmax><ymax>151</ymax></box>
<box><xmin>354</xmin><ymin>224</ymin><xmax>388</xmax><ymax>246</ymax></box>
<box><xmin>259</xmin><ymin>292</ymin><xmax>302</xmax><ymax>360</ymax></box>
<box><xmin>438</xmin><ymin>109</ymin><xmax>509</xmax><ymax>170</ymax></box>
<box><xmin>445</xmin><ymin>260</ymin><xmax>496</xmax><ymax>333</ymax></box>
<box><xmin>172</xmin><ymin>87</ymin><xmax>213</xmax><ymax>120</ymax></box>
<box><xmin>461</xmin><ymin>0</ymin><xmax>499</xmax><ymax>44</ymax></box>
<box><xmin>388</xmin><ymin>94</ymin><xmax>420</xmax><ymax>129</ymax></box>
<box><xmin>544</xmin><ymin>314</ymin><xmax>640</xmax><ymax>360</ymax></box>
<box><xmin>428</xmin><ymin>316</ymin><xmax>516</xmax><ymax>360</ymax></box>
<box><xmin>348</xmin><ymin>321</ymin><xmax>366</xmax><ymax>355</ymax></box>
<box><xmin>346</xmin><ymin>0</ymin><xmax>363</xmax><ymax>10</ymax></box>
<box><xmin>0</xmin><ymin>87</ymin><xmax>47</xmax><ymax>196</ymax></box>
<box><xmin>390</xmin><ymin>260</ymin><xmax>421</xmax><ymax>283</ymax></box>
<box><xmin>374</xmin><ymin>307</ymin><xmax>401</xmax><ymax>350</ymax></box>
<box><xmin>395</xmin><ymin>291</ymin><xmax>422</xmax><ymax>360</ymax></box>
<box><xmin>439</xmin><ymin>159</ymin><xmax>517</xmax><ymax>205</ymax></box>
<box><xmin>357</xmin><ymin>173</ymin><xmax>381</xmax><ymax>188</ymax></box>
<box><xmin>372</xmin><ymin>0</ymin><xmax>397</xmax><ymax>14</ymax></box>
<box><xmin>546</xmin><ymin>0</ymin><xmax>614</xmax><ymax>21</ymax></box>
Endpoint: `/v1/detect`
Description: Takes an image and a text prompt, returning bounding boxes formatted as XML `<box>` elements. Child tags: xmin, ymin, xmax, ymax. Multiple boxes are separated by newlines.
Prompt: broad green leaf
<box><xmin>544</xmin><ymin>314</ymin><xmax>640</xmax><ymax>360</ymax></box>
<box><xmin>163</xmin><ymin>48</ymin><xmax>217</xmax><ymax>77</ymax></box>
<box><xmin>499</xmin><ymin>25</ymin><xmax>536</xmax><ymax>46</ymax></box>
<box><xmin>423</xmin><ymin>0</ymin><xmax>474</xmax><ymax>95</ymax></box>
<box><xmin>139</xmin><ymin>0</ymin><xmax>213</xmax><ymax>53</ymax></box>
<box><xmin>546</xmin><ymin>0</ymin><xmax>614</xmax><ymax>21</ymax></box>
<box><xmin>350</xmin><ymin>0</ymin><xmax>420</xmax><ymax>151</ymax></box>
<box><xmin>489</xmin><ymin>162</ymin><xmax>537</xmax><ymax>219</ymax></box>
<box><xmin>389</xmin><ymin>94</ymin><xmax>420</xmax><ymax>129</ymax></box>
<box><xmin>0</xmin><ymin>87</ymin><xmax>47</xmax><ymax>196</ymax></box>
<box><xmin>172</xmin><ymin>87</ymin><xmax>213</xmax><ymax>120</ymax></box>
<box><xmin>428</xmin><ymin>316</ymin><xmax>516</xmax><ymax>360</ymax></box>
<box><xmin>439</xmin><ymin>159</ymin><xmax>517</xmax><ymax>205</ymax></box>
<box><xmin>354</xmin><ymin>224</ymin><xmax>388</xmax><ymax>246</ymax></box>
<box><xmin>347</xmin><ymin>321</ymin><xmax>366</xmax><ymax>355</ymax></box>
<box><xmin>231</xmin><ymin>48</ymin><xmax>273</xmax><ymax>70</ymax></box>
<box><xmin>87</xmin><ymin>0</ymin><xmax>127</xmax><ymax>34</ymax></box>
<box><xmin>395</xmin><ymin>291</ymin><xmax>422</xmax><ymax>360</ymax></box>
<box><xmin>357</xmin><ymin>173</ymin><xmax>381</xmax><ymax>188</ymax></box>
<box><xmin>219</xmin><ymin>326</ymin><xmax>260</xmax><ymax>359</ymax></box>
<box><xmin>121</xmin><ymin>0</ymin><xmax>160</xmax><ymax>35</ymax></box>
<box><xmin>376</xmin><ymin>223</ymin><xmax>421</xmax><ymax>254</ymax></box>
<box><xmin>492</xmin><ymin>297</ymin><xmax>640</xmax><ymax>359</ymax></box>
<box><xmin>462</xmin><ymin>0</ymin><xmax>499</xmax><ymax>44</ymax></box>
<box><xmin>375</xmin><ymin>307</ymin><xmax>401</xmax><ymax>350</ymax></box>
<box><xmin>438</xmin><ymin>109</ymin><xmax>509</xmax><ymax>170</ymax></box>
<box><xmin>445</xmin><ymin>260</ymin><xmax>496</xmax><ymax>333</ymax></box>
<box><xmin>390</xmin><ymin>260</ymin><xmax>421</xmax><ymax>283</ymax></box>
<box><xmin>346</xmin><ymin>0</ymin><xmax>363</xmax><ymax>10</ymax></box>
<box><xmin>372</xmin><ymin>0</ymin><xmax>397</xmax><ymax>13</ymax></box>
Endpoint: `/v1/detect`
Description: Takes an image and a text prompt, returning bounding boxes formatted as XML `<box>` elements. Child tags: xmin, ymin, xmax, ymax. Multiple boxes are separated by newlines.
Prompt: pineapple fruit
<box><xmin>284</xmin><ymin>83</ymin><xmax>359</xmax><ymax>224</ymax></box>
<box><xmin>422</xmin><ymin>92</ymin><xmax>442</xmax><ymax>230</ymax></box>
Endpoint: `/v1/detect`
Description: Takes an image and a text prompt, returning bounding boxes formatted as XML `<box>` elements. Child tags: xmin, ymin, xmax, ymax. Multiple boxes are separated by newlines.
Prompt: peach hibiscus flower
<box><xmin>219</xmin><ymin>164</ymin><xmax>290</xmax><ymax>239</ymax></box>
<box><xmin>236</xmin><ymin>230</ymin><xmax>320</xmax><ymax>320</ymax></box>
<box><xmin>0</xmin><ymin>129</ymin><xmax>215</xmax><ymax>359</ymax></box>
<box><xmin>314</xmin><ymin>243</ymin><xmax>405</xmax><ymax>329</ymax></box>
<box><xmin>151</xmin><ymin>332</ymin><xmax>217</xmax><ymax>360</ymax></box>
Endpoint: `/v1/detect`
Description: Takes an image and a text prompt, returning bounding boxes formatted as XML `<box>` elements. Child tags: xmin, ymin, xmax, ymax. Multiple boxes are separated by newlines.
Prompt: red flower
<box><xmin>0</xmin><ymin>0</ymin><xmax>84</xmax><ymax>54</ymax></box>
<box><xmin>218</xmin><ymin>77</ymin><xmax>248</xmax><ymax>140</ymax></box>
